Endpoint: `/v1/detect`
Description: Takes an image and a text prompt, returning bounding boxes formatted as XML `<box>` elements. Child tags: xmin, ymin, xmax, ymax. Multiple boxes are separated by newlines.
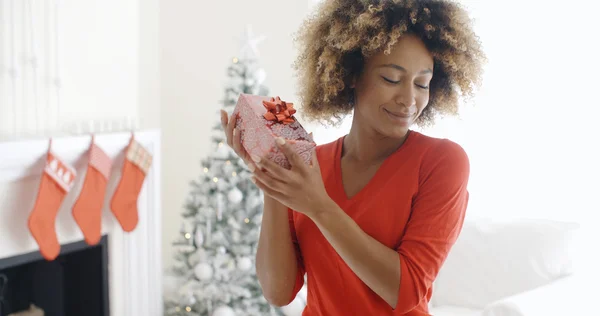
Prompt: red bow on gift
<box><xmin>262</xmin><ymin>96</ymin><xmax>296</xmax><ymax>124</ymax></box>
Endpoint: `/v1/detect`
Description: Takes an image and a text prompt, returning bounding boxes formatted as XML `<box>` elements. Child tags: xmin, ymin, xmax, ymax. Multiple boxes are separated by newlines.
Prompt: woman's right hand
<box><xmin>221</xmin><ymin>109</ymin><xmax>252</xmax><ymax>165</ymax></box>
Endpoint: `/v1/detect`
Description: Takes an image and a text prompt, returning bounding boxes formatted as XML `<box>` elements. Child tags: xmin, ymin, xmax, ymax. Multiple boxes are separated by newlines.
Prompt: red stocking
<box><xmin>28</xmin><ymin>146</ymin><xmax>76</xmax><ymax>260</ymax></box>
<box><xmin>110</xmin><ymin>136</ymin><xmax>153</xmax><ymax>232</ymax></box>
<box><xmin>72</xmin><ymin>138</ymin><xmax>112</xmax><ymax>245</ymax></box>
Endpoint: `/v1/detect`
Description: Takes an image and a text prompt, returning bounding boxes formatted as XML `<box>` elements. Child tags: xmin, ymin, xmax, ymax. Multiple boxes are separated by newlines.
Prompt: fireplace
<box><xmin>0</xmin><ymin>130</ymin><xmax>163</xmax><ymax>316</ymax></box>
<box><xmin>0</xmin><ymin>236</ymin><xmax>110</xmax><ymax>316</ymax></box>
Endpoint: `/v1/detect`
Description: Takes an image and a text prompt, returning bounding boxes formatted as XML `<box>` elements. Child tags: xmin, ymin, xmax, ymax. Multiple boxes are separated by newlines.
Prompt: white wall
<box><xmin>0</xmin><ymin>0</ymin><xmax>159</xmax><ymax>139</ymax></box>
<box><xmin>421</xmin><ymin>0</ymin><xmax>600</xmax><ymax>224</ymax></box>
<box><xmin>139</xmin><ymin>0</ymin><xmax>161</xmax><ymax>130</ymax></box>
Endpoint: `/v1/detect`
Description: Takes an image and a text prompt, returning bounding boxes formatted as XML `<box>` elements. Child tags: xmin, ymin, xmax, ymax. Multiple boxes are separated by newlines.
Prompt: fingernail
<box><xmin>247</xmin><ymin>163</ymin><xmax>255</xmax><ymax>172</ymax></box>
<box><xmin>276</xmin><ymin>137</ymin><xmax>286</xmax><ymax>146</ymax></box>
<box><xmin>250</xmin><ymin>177</ymin><xmax>256</xmax><ymax>184</ymax></box>
<box><xmin>233</xmin><ymin>128</ymin><xmax>236</xmax><ymax>136</ymax></box>
<box><xmin>251</xmin><ymin>154</ymin><xmax>261</xmax><ymax>163</ymax></box>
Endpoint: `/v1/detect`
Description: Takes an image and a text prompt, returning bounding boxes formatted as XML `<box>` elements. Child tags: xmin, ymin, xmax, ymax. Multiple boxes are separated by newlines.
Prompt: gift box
<box><xmin>232</xmin><ymin>93</ymin><xmax>316</xmax><ymax>169</ymax></box>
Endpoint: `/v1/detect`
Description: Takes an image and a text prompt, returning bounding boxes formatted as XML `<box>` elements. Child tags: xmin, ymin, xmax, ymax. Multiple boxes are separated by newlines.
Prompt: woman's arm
<box><xmin>221</xmin><ymin>111</ymin><xmax>304</xmax><ymax>306</ymax></box>
<box><xmin>255</xmin><ymin>195</ymin><xmax>303</xmax><ymax>306</ymax></box>
<box><xmin>310</xmin><ymin>200</ymin><xmax>402</xmax><ymax>307</ymax></box>
<box><xmin>221</xmin><ymin>110</ymin><xmax>305</xmax><ymax>306</ymax></box>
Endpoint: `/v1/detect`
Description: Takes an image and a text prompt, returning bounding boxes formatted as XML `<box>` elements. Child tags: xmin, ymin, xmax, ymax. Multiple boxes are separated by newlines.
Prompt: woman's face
<box><xmin>353</xmin><ymin>34</ymin><xmax>434</xmax><ymax>139</ymax></box>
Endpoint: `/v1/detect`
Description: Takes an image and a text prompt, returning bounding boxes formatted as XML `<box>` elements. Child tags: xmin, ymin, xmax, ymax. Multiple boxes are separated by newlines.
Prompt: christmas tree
<box><xmin>163</xmin><ymin>27</ymin><xmax>286</xmax><ymax>316</ymax></box>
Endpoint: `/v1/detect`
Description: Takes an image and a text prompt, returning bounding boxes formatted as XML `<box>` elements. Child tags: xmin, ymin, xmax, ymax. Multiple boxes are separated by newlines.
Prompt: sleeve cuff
<box><xmin>287</xmin><ymin>266</ymin><xmax>306</xmax><ymax>305</ymax></box>
<box><xmin>394</xmin><ymin>253</ymin><xmax>419</xmax><ymax>313</ymax></box>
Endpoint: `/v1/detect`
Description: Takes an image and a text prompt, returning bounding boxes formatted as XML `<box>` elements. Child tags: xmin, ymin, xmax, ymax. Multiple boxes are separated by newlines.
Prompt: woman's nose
<box><xmin>394</xmin><ymin>83</ymin><xmax>416</xmax><ymax>109</ymax></box>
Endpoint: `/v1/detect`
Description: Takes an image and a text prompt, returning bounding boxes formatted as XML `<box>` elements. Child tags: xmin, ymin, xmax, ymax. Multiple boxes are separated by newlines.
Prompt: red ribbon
<box><xmin>262</xmin><ymin>96</ymin><xmax>296</xmax><ymax>124</ymax></box>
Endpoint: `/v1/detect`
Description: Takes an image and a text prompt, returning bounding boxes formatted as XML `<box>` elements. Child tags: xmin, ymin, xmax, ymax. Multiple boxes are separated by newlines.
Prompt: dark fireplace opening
<box><xmin>0</xmin><ymin>236</ymin><xmax>109</xmax><ymax>316</ymax></box>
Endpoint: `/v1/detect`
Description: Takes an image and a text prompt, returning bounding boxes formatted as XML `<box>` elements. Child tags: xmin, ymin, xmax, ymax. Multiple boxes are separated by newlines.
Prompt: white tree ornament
<box><xmin>194</xmin><ymin>263</ymin><xmax>213</xmax><ymax>281</ymax></box>
<box><xmin>237</xmin><ymin>257</ymin><xmax>252</xmax><ymax>271</ymax></box>
<box><xmin>227</xmin><ymin>187</ymin><xmax>243</xmax><ymax>204</ymax></box>
<box><xmin>212</xmin><ymin>305</ymin><xmax>236</xmax><ymax>316</ymax></box>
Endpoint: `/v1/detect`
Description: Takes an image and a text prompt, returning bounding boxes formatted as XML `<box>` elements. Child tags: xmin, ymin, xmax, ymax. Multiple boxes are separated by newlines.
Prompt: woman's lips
<box><xmin>384</xmin><ymin>108</ymin><xmax>413</xmax><ymax>122</ymax></box>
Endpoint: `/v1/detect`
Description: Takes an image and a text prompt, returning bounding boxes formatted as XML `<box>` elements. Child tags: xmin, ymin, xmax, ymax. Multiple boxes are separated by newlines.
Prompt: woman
<box><xmin>221</xmin><ymin>0</ymin><xmax>485</xmax><ymax>314</ymax></box>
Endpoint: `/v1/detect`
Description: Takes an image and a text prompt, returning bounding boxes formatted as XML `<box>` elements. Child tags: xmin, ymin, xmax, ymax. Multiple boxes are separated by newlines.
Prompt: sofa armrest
<box><xmin>482</xmin><ymin>275</ymin><xmax>589</xmax><ymax>316</ymax></box>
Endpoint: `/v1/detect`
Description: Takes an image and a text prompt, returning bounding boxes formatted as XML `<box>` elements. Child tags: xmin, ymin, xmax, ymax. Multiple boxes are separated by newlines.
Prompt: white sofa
<box><xmin>283</xmin><ymin>217</ymin><xmax>591</xmax><ymax>316</ymax></box>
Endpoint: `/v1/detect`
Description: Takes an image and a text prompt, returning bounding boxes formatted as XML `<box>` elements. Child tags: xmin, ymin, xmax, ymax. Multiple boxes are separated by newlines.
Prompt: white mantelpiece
<box><xmin>0</xmin><ymin>129</ymin><xmax>162</xmax><ymax>316</ymax></box>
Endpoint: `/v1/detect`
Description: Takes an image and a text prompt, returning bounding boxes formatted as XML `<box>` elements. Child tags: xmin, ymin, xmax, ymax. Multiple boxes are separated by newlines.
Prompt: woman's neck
<box><xmin>342</xmin><ymin>117</ymin><xmax>410</xmax><ymax>164</ymax></box>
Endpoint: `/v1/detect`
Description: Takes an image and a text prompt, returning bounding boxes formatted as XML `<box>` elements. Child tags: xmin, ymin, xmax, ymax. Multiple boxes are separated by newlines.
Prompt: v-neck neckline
<box><xmin>333</xmin><ymin>130</ymin><xmax>417</xmax><ymax>203</ymax></box>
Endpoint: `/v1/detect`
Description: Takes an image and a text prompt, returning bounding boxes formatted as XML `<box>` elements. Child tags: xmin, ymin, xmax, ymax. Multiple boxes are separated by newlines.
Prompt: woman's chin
<box><xmin>379</xmin><ymin>125</ymin><xmax>410</xmax><ymax>139</ymax></box>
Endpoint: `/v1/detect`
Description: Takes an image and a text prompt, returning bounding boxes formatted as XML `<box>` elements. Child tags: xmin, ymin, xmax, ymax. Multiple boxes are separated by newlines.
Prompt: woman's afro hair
<box><xmin>293</xmin><ymin>0</ymin><xmax>487</xmax><ymax>127</ymax></box>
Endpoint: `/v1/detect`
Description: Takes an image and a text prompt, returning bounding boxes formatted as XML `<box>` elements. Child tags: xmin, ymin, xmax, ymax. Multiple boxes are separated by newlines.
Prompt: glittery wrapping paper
<box><xmin>232</xmin><ymin>93</ymin><xmax>316</xmax><ymax>169</ymax></box>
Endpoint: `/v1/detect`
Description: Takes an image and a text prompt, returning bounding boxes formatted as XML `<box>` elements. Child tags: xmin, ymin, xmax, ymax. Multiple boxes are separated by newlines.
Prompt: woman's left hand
<box><xmin>249</xmin><ymin>137</ymin><xmax>331</xmax><ymax>217</ymax></box>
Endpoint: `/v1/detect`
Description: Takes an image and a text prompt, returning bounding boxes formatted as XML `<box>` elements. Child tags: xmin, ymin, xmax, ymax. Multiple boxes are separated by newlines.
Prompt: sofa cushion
<box><xmin>431</xmin><ymin>218</ymin><xmax>579</xmax><ymax>309</ymax></box>
<box><xmin>430</xmin><ymin>306</ymin><xmax>481</xmax><ymax>316</ymax></box>
<box><xmin>481</xmin><ymin>276</ymin><xmax>590</xmax><ymax>316</ymax></box>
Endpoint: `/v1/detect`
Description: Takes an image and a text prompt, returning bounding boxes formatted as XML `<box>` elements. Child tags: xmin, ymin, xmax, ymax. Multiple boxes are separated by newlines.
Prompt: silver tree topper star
<box><xmin>239</xmin><ymin>24</ymin><xmax>266</xmax><ymax>60</ymax></box>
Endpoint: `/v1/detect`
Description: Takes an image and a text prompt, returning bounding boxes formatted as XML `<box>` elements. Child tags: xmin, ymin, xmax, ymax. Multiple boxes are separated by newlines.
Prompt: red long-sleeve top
<box><xmin>287</xmin><ymin>130</ymin><xmax>470</xmax><ymax>315</ymax></box>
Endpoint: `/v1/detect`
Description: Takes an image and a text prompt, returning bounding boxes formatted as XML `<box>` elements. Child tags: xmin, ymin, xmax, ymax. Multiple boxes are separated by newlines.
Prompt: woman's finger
<box><xmin>220</xmin><ymin>110</ymin><xmax>228</xmax><ymax>129</ymax></box>
<box><xmin>233</xmin><ymin>125</ymin><xmax>253</xmax><ymax>164</ymax></box>
<box><xmin>232</xmin><ymin>126</ymin><xmax>245</xmax><ymax>158</ymax></box>
<box><xmin>250</xmin><ymin>163</ymin><xmax>284</xmax><ymax>191</ymax></box>
<box><xmin>221</xmin><ymin>110</ymin><xmax>232</xmax><ymax>147</ymax></box>
<box><xmin>226</xmin><ymin>112</ymin><xmax>237</xmax><ymax>147</ymax></box>
<box><xmin>251</xmin><ymin>176</ymin><xmax>283</xmax><ymax>201</ymax></box>
<box><xmin>275</xmin><ymin>137</ymin><xmax>305</xmax><ymax>170</ymax></box>
<box><xmin>250</xmin><ymin>153</ymin><xmax>288</xmax><ymax>182</ymax></box>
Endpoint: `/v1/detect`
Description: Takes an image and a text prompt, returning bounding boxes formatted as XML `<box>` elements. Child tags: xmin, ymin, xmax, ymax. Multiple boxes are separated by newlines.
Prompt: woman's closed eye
<box><xmin>381</xmin><ymin>76</ymin><xmax>430</xmax><ymax>89</ymax></box>
<box><xmin>382</xmin><ymin>76</ymin><xmax>400</xmax><ymax>84</ymax></box>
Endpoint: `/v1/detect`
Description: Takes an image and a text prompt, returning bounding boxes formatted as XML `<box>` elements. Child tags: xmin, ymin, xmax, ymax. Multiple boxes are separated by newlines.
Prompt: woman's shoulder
<box><xmin>408</xmin><ymin>132</ymin><xmax>470</xmax><ymax>187</ymax></box>
<box><xmin>410</xmin><ymin>131</ymin><xmax>469</xmax><ymax>168</ymax></box>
